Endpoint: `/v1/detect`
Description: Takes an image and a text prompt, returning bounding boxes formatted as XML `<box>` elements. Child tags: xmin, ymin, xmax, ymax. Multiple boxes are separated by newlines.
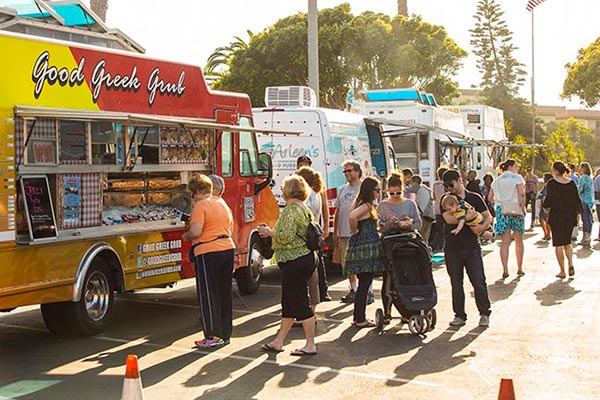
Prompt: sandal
<box><xmin>555</xmin><ymin>273</ymin><xmax>566</xmax><ymax>279</ymax></box>
<box><xmin>568</xmin><ymin>265</ymin><xmax>575</xmax><ymax>277</ymax></box>
<box><xmin>517</xmin><ymin>270</ymin><xmax>525</xmax><ymax>276</ymax></box>
<box><xmin>354</xmin><ymin>320</ymin><xmax>376</xmax><ymax>328</ymax></box>
<box><xmin>502</xmin><ymin>272</ymin><xmax>509</xmax><ymax>279</ymax></box>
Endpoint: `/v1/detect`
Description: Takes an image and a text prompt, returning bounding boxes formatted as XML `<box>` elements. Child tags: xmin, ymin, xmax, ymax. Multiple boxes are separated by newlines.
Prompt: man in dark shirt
<box><xmin>441</xmin><ymin>169</ymin><xmax>492</xmax><ymax>327</ymax></box>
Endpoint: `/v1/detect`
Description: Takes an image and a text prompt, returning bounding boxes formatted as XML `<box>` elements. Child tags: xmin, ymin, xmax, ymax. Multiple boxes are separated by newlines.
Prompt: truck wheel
<box><xmin>41</xmin><ymin>302</ymin><xmax>70</xmax><ymax>337</ymax></box>
<box><xmin>65</xmin><ymin>258</ymin><xmax>115</xmax><ymax>336</ymax></box>
<box><xmin>234</xmin><ymin>234</ymin><xmax>263</xmax><ymax>294</ymax></box>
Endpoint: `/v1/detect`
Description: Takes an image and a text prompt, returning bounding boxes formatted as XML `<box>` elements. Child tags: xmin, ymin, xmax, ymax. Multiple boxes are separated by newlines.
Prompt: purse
<box><xmin>500</xmin><ymin>201</ymin><xmax>524</xmax><ymax>217</ymax></box>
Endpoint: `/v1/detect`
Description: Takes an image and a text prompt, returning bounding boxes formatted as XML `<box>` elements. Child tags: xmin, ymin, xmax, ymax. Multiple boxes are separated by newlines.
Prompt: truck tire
<box><xmin>234</xmin><ymin>234</ymin><xmax>263</xmax><ymax>294</ymax></box>
<box><xmin>65</xmin><ymin>258</ymin><xmax>115</xmax><ymax>336</ymax></box>
<box><xmin>41</xmin><ymin>301</ymin><xmax>70</xmax><ymax>337</ymax></box>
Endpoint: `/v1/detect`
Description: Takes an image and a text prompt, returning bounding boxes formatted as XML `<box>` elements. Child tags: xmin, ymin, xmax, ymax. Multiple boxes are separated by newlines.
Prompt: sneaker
<box><xmin>449</xmin><ymin>316</ymin><xmax>466</xmax><ymax>326</ymax></box>
<box><xmin>321</xmin><ymin>294</ymin><xmax>333</xmax><ymax>302</ymax></box>
<box><xmin>341</xmin><ymin>290</ymin><xmax>355</xmax><ymax>303</ymax></box>
<box><xmin>194</xmin><ymin>337</ymin><xmax>229</xmax><ymax>348</ymax></box>
<box><xmin>367</xmin><ymin>291</ymin><xmax>375</xmax><ymax>305</ymax></box>
<box><xmin>479</xmin><ymin>315</ymin><xmax>490</xmax><ymax>327</ymax></box>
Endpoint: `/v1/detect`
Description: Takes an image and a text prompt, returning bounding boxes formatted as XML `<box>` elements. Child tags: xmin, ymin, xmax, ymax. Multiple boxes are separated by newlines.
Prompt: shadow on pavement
<box><xmin>387</xmin><ymin>326</ymin><xmax>484</xmax><ymax>387</ymax></box>
<box><xmin>534</xmin><ymin>279</ymin><xmax>581</xmax><ymax>306</ymax></box>
<box><xmin>487</xmin><ymin>276</ymin><xmax>521</xmax><ymax>303</ymax></box>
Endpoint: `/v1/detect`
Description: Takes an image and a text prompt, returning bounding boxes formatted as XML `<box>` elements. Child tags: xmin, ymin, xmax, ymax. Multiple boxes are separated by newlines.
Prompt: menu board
<box><xmin>20</xmin><ymin>176</ymin><xmax>58</xmax><ymax>240</ymax></box>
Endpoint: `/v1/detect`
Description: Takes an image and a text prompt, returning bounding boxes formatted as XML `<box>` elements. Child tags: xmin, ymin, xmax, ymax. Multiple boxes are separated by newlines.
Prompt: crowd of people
<box><xmin>180</xmin><ymin>155</ymin><xmax>600</xmax><ymax>355</ymax></box>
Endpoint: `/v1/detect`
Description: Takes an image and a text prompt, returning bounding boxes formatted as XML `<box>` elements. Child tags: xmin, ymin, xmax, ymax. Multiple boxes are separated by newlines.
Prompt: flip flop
<box><xmin>555</xmin><ymin>273</ymin><xmax>566</xmax><ymax>279</ymax></box>
<box><xmin>517</xmin><ymin>271</ymin><xmax>525</xmax><ymax>276</ymax></box>
<box><xmin>260</xmin><ymin>343</ymin><xmax>283</xmax><ymax>353</ymax></box>
<box><xmin>290</xmin><ymin>349</ymin><xmax>317</xmax><ymax>356</ymax></box>
<box><xmin>354</xmin><ymin>320</ymin><xmax>376</xmax><ymax>329</ymax></box>
<box><xmin>568</xmin><ymin>266</ymin><xmax>575</xmax><ymax>276</ymax></box>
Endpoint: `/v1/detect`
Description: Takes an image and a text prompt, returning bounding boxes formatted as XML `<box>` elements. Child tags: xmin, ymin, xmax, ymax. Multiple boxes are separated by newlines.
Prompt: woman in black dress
<box><xmin>542</xmin><ymin>161</ymin><xmax>582</xmax><ymax>279</ymax></box>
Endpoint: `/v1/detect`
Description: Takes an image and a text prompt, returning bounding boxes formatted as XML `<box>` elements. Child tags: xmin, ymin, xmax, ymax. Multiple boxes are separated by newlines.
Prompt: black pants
<box><xmin>194</xmin><ymin>249</ymin><xmax>234</xmax><ymax>340</ymax></box>
<box><xmin>354</xmin><ymin>272</ymin><xmax>374</xmax><ymax>323</ymax></box>
<box><xmin>445</xmin><ymin>248</ymin><xmax>491</xmax><ymax>320</ymax></box>
<box><xmin>279</xmin><ymin>252</ymin><xmax>316</xmax><ymax>321</ymax></box>
<box><xmin>316</xmin><ymin>249</ymin><xmax>329</xmax><ymax>298</ymax></box>
<box><xmin>430</xmin><ymin>215</ymin><xmax>445</xmax><ymax>252</ymax></box>
<box><xmin>526</xmin><ymin>191</ymin><xmax>537</xmax><ymax>223</ymax></box>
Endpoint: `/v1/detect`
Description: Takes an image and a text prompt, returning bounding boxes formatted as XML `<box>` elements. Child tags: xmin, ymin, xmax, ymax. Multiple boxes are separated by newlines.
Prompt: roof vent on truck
<box><xmin>265</xmin><ymin>86</ymin><xmax>317</xmax><ymax>108</ymax></box>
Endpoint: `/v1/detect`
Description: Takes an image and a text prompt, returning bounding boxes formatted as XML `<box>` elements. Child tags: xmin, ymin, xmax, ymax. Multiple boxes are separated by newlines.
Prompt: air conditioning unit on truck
<box><xmin>0</xmin><ymin>5</ymin><xmax>287</xmax><ymax>336</ymax></box>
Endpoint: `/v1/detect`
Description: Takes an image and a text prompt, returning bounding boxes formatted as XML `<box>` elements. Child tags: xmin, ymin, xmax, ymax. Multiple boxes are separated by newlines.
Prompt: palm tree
<box><xmin>90</xmin><ymin>0</ymin><xmax>108</xmax><ymax>21</ymax></box>
<box><xmin>204</xmin><ymin>30</ymin><xmax>254</xmax><ymax>84</ymax></box>
<box><xmin>397</xmin><ymin>0</ymin><xmax>407</xmax><ymax>16</ymax></box>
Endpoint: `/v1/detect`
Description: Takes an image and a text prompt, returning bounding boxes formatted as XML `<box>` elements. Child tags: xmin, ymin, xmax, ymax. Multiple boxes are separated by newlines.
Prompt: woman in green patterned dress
<box><xmin>257</xmin><ymin>175</ymin><xmax>318</xmax><ymax>355</ymax></box>
<box><xmin>345</xmin><ymin>176</ymin><xmax>385</xmax><ymax>328</ymax></box>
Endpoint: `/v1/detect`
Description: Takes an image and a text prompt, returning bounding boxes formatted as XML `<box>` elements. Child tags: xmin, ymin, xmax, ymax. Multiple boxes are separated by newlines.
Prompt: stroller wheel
<box><xmin>375</xmin><ymin>308</ymin><xmax>385</xmax><ymax>333</ymax></box>
<box><xmin>427</xmin><ymin>309</ymin><xmax>437</xmax><ymax>331</ymax></box>
<box><xmin>408</xmin><ymin>315</ymin><xmax>427</xmax><ymax>335</ymax></box>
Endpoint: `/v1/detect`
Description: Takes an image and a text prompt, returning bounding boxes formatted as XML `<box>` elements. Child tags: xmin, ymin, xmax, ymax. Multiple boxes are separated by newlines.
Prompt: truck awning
<box><xmin>15</xmin><ymin>106</ymin><xmax>301</xmax><ymax>135</ymax></box>
<box><xmin>366</xmin><ymin>117</ymin><xmax>472</xmax><ymax>142</ymax></box>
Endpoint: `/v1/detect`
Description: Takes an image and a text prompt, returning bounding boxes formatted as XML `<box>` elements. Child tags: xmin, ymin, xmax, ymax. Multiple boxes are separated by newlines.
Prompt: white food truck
<box><xmin>358</xmin><ymin>89</ymin><xmax>472</xmax><ymax>186</ymax></box>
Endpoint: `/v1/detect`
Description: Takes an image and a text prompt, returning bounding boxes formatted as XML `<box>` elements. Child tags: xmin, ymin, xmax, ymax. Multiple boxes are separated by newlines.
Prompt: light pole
<box><xmin>308</xmin><ymin>0</ymin><xmax>319</xmax><ymax>106</ymax></box>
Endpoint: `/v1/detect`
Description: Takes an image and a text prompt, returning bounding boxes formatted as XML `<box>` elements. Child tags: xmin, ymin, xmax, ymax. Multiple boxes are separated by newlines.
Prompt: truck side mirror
<box><xmin>255</xmin><ymin>152</ymin><xmax>273</xmax><ymax>195</ymax></box>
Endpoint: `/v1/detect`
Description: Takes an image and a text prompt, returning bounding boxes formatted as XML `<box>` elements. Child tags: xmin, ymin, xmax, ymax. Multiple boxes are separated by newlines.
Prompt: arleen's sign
<box><xmin>20</xmin><ymin>176</ymin><xmax>58</xmax><ymax>241</ymax></box>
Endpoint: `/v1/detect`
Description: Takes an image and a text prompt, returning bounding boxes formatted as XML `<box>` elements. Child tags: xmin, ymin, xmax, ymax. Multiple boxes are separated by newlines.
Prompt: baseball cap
<box><xmin>296</xmin><ymin>155</ymin><xmax>312</xmax><ymax>165</ymax></box>
<box><xmin>442</xmin><ymin>169</ymin><xmax>460</xmax><ymax>183</ymax></box>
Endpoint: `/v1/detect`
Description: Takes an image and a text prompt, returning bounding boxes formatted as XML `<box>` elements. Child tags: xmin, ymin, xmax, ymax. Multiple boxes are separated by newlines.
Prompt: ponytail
<box><xmin>497</xmin><ymin>158</ymin><xmax>517</xmax><ymax>173</ymax></box>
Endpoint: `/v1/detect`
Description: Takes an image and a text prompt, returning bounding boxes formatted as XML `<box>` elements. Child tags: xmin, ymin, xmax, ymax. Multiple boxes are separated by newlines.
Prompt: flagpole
<box><xmin>530</xmin><ymin>8</ymin><xmax>536</xmax><ymax>171</ymax></box>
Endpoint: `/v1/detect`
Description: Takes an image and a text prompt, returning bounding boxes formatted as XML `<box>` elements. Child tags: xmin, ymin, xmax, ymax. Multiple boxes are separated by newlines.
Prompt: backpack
<box><xmin>296</xmin><ymin>205</ymin><xmax>324</xmax><ymax>251</ymax></box>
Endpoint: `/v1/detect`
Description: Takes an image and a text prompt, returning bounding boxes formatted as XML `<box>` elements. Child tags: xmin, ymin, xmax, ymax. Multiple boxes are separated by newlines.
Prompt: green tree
<box><xmin>563</xmin><ymin>37</ymin><xmax>600</xmax><ymax>107</ymax></box>
<box><xmin>470</xmin><ymin>0</ymin><xmax>533</xmax><ymax>142</ymax></box>
<box><xmin>208</xmin><ymin>3</ymin><xmax>466</xmax><ymax>108</ymax></box>
<box><xmin>204</xmin><ymin>31</ymin><xmax>254</xmax><ymax>84</ymax></box>
<box><xmin>542</xmin><ymin>120</ymin><xmax>585</xmax><ymax>169</ymax></box>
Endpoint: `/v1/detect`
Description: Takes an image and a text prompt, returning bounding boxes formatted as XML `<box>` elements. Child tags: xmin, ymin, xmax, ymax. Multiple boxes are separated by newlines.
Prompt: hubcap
<box><xmin>84</xmin><ymin>271</ymin><xmax>110</xmax><ymax>322</ymax></box>
<box><xmin>248</xmin><ymin>243</ymin><xmax>264</xmax><ymax>283</ymax></box>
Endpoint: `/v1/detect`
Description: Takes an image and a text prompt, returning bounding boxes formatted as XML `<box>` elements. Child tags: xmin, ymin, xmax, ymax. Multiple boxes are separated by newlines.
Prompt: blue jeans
<box><xmin>526</xmin><ymin>191</ymin><xmax>537</xmax><ymax>224</ymax></box>
<box><xmin>582</xmin><ymin>203</ymin><xmax>593</xmax><ymax>234</ymax></box>
<box><xmin>445</xmin><ymin>248</ymin><xmax>491</xmax><ymax>320</ymax></box>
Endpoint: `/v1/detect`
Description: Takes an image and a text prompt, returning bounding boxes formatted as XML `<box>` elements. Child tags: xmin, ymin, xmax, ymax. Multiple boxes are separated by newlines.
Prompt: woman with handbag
<box><xmin>257</xmin><ymin>175</ymin><xmax>318</xmax><ymax>356</ymax></box>
<box><xmin>543</xmin><ymin>161</ymin><xmax>582</xmax><ymax>278</ymax></box>
<box><xmin>345</xmin><ymin>176</ymin><xmax>385</xmax><ymax>328</ymax></box>
<box><xmin>489</xmin><ymin>159</ymin><xmax>526</xmax><ymax>279</ymax></box>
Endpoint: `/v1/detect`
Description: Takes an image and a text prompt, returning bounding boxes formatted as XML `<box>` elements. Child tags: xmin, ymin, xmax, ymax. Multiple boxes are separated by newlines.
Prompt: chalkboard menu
<box><xmin>20</xmin><ymin>176</ymin><xmax>58</xmax><ymax>241</ymax></box>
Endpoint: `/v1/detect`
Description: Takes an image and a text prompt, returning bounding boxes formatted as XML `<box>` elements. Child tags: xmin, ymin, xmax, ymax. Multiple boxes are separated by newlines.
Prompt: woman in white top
<box><xmin>489</xmin><ymin>159</ymin><xmax>526</xmax><ymax>279</ymax></box>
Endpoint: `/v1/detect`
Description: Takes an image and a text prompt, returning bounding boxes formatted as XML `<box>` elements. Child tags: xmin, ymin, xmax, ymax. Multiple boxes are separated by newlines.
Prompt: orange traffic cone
<box><xmin>121</xmin><ymin>354</ymin><xmax>144</xmax><ymax>400</ymax></box>
<box><xmin>498</xmin><ymin>378</ymin><xmax>515</xmax><ymax>400</ymax></box>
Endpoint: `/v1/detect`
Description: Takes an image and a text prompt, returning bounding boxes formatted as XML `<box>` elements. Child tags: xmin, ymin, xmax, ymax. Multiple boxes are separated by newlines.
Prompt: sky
<box><xmin>96</xmin><ymin>0</ymin><xmax>599</xmax><ymax>109</ymax></box>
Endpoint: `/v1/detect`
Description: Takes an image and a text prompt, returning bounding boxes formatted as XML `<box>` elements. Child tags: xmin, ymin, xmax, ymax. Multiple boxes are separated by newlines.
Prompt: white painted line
<box><xmin>92</xmin><ymin>334</ymin><xmax>444</xmax><ymax>389</ymax></box>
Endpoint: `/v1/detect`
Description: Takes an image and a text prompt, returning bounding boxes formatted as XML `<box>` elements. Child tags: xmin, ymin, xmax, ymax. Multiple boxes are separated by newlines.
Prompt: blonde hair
<box><xmin>281</xmin><ymin>175</ymin><xmax>309</xmax><ymax>201</ymax></box>
<box><xmin>188</xmin><ymin>174</ymin><xmax>212</xmax><ymax>195</ymax></box>
<box><xmin>296</xmin><ymin>166</ymin><xmax>324</xmax><ymax>193</ymax></box>
<box><xmin>441</xmin><ymin>194</ymin><xmax>459</xmax><ymax>210</ymax></box>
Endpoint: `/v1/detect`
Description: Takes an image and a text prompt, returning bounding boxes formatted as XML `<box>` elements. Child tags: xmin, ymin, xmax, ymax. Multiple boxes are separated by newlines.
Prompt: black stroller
<box><xmin>375</xmin><ymin>231</ymin><xmax>437</xmax><ymax>335</ymax></box>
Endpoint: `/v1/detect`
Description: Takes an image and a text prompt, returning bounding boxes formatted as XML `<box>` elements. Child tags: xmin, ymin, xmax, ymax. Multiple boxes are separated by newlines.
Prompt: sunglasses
<box><xmin>374</xmin><ymin>187</ymin><xmax>381</xmax><ymax>192</ymax></box>
<box><xmin>444</xmin><ymin>182</ymin><xmax>455</xmax><ymax>189</ymax></box>
<box><xmin>343</xmin><ymin>169</ymin><xmax>355</xmax><ymax>174</ymax></box>
<box><xmin>388</xmin><ymin>191</ymin><xmax>402</xmax><ymax>195</ymax></box>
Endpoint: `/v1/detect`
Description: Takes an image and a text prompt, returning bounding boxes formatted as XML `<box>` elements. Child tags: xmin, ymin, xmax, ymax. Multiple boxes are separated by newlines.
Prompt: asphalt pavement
<box><xmin>1</xmin><ymin>224</ymin><xmax>599</xmax><ymax>399</ymax></box>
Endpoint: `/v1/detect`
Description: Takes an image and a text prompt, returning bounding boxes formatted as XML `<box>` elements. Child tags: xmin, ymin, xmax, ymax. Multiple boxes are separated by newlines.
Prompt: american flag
<box><xmin>526</xmin><ymin>0</ymin><xmax>547</xmax><ymax>11</ymax></box>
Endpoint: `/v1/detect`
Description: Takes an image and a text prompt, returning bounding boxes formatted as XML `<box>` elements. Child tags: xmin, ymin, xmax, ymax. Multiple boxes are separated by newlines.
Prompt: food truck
<box><xmin>359</xmin><ymin>89</ymin><xmax>472</xmax><ymax>186</ymax></box>
<box><xmin>0</xmin><ymin>3</ymin><xmax>282</xmax><ymax>336</ymax></box>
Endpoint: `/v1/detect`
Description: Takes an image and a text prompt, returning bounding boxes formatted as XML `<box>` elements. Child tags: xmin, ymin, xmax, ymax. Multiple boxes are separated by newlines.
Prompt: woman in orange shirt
<box><xmin>182</xmin><ymin>174</ymin><xmax>235</xmax><ymax>349</ymax></box>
